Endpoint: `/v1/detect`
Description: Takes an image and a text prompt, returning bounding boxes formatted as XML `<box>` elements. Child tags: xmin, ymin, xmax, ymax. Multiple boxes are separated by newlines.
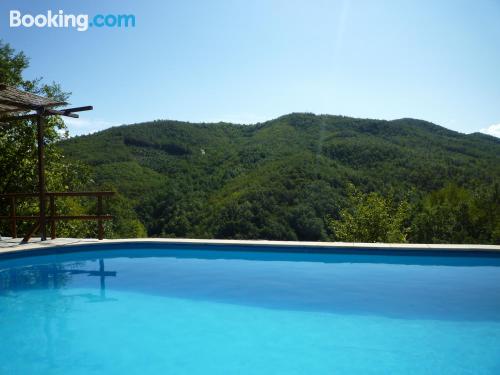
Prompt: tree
<box><xmin>329</xmin><ymin>184</ymin><xmax>410</xmax><ymax>243</ymax></box>
<box><xmin>0</xmin><ymin>40</ymin><xmax>83</xmax><ymax>195</ymax></box>
<box><xmin>0</xmin><ymin>40</ymin><xmax>92</xmax><ymax>237</ymax></box>
<box><xmin>409</xmin><ymin>184</ymin><xmax>500</xmax><ymax>244</ymax></box>
<box><xmin>0</xmin><ymin>40</ymin><xmax>145</xmax><ymax>238</ymax></box>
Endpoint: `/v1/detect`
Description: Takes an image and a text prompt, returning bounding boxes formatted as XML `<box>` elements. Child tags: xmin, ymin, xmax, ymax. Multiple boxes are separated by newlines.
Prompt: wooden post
<box><xmin>97</xmin><ymin>195</ymin><xmax>104</xmax><ymax>240</ymax></box>
<box><xmin>22</xmin><ymin>221</ymin><xmax>40</xmax><ymax>243</ymax></box>
<box><xmin>10</xmin><ymin>196</ymin><xmax>17</xmax><ymax>238</ymax></box>
<box><xmin>50</xmin><ymin>195</ymin><xmax>56</xmax><ymax>239</ymax></box>
<box><xmin>36</xmin><ymin>112</ymin><xmax>47</xmax><ymax>241</ymax></box>
<box><xmin>0</xmin><ymin>192</ymin><xmax>114</xmax><ymax>242</ymax></box>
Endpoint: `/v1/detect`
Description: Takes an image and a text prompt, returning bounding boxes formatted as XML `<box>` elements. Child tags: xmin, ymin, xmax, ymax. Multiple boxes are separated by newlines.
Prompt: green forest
<box><xmin>1</xmin><ymin>41</ymin><xmax>500</xmax><ymax>244</ymax></box>
<box><xmin>58</xmin><ymin>114</ymin><xmax>500</xmax><ymax>244</ymax></box>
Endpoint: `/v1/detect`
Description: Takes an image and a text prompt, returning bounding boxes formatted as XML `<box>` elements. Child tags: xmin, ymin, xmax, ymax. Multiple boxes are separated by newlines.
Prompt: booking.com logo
<box><xmin>9</xmin><ymin>10</ymin><xmax>135</xmax><ymax>32</ymax></box>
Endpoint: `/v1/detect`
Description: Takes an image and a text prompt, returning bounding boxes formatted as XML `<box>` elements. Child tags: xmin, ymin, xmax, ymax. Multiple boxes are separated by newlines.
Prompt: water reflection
<box><xmin>0</xmin><ymin>259</ymin><xmax>117</xmax><ymax>371</ymax></box>
<box><xmin>0</xmin><ymin>259</ymin><xmax>117</xmax><ymax>300</ymax></box>
<box><xmin>1</xmin><ymin>252</ymin><xmax>500</xmax><ymax>321</ymax></box>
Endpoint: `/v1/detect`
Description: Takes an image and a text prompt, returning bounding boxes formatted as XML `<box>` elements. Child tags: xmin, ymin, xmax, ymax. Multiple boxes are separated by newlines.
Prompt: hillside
<box><xmin>59</xmin><ymin>113</ymin><xmax>500</xmax><ymax>243</ymax></box>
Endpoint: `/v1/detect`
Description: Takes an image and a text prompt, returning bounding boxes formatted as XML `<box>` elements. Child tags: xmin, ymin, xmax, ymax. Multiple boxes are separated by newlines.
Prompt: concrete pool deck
<box><xmin>0</xmin><ymin>237</ymin><xmax>499</xmax><ymax>256</ymax></box>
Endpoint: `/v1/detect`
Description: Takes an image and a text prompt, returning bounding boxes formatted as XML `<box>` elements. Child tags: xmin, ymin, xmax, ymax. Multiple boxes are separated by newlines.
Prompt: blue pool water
<box><xmin>1</xmin><ymin>245</ymin><xmax>500</xmax><ymax>374</ymax></box>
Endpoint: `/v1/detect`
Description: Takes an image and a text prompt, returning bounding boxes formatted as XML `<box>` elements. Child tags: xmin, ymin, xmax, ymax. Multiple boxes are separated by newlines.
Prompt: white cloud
<box><xmin>480</xmin><ymin>123</ymin><xmax>500</xmax><ymax>138</ymax></box>
<box><xmin>63</xmin><ymin>117</ymin><xmax>117</xmax><ymax>136</ymax></box>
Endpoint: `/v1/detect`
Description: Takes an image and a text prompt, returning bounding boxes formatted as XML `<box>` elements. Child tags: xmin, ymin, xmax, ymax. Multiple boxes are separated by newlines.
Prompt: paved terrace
<box><xmin>0</xmin><ymin>237</ymin><xmax>499</xmax><ymax>256</ymax></box>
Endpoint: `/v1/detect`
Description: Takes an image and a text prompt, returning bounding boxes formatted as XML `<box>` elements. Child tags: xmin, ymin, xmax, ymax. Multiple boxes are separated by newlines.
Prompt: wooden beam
<box><xmin>0</xmin><ymin>114</ymin><xmax>37</xmax><ymax>121</ymax></box>
<box><xmin>0</xmin><ymin>98</ymin><xmax>38</xmax><ymax>111</ymax></box>
<box><xmin>44</xmin><ymin>108</ymin><xmax>79</xmax><ymax>118</ymax></box>
<box><xmin>2</xmin><ymin>111</ymin><xmax>78</xmax><ymax>121</ymax></box>
<box><xmin>50</xmin><ymin>195</ymin><xmax>56</xmax><ymax>239</ymax></box>
<box><xmin>9</xmin><ymin>196</ymin><xmax>17</xmax><ymax>238</ymax></box>
<box><xmin>22</xmin><ymin>221</ymin><xmax>40</xmax><ymax>243</ymax></box>
<box><xmin>0</xmin><ymin>189</ymin><xmax>115</xmax><ymax>241</ymax></box>
<box><xmin>1</xmin><ymin>104</ymin><xmax>92</xmax><ymax>121</ymax></box>
<box><xmin>0</xmin><ymin>85</ymin><xmax>66</xmax><ymax>107</ymax></box>
<box><xmin>62</xmin><ymin>106</ymin><xmax>93</xmax><ymax>113</ymax></box>
<box><xmin>37</xmin><ymin>112</ymin><xmax>47</xmax><ymax>241</ymax></box>
<box><xmin>98</xmin><ymin>195</ymin><xmax>104</xmax><ymax>240</ymax></box>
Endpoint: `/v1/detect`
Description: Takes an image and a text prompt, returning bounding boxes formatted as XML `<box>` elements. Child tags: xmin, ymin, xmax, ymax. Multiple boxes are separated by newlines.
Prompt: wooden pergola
<box><xmin>0</xmin><ymin>84</ymin><xmax>114</xmax><ymax>241</ymax></box>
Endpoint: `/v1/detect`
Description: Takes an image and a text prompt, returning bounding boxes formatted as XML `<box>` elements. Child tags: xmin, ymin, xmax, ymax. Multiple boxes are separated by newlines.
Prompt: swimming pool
<box><xmin>1</xmin><ymin>243</ymin><xmax>499</xmax><ymax>374</ymax></box>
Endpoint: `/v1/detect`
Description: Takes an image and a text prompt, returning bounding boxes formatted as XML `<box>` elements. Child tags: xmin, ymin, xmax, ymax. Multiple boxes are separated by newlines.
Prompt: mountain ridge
<box><xmin>59</xmin><ymin>113</ymin><xmax>500</xmax><ymax>242</ymax></box>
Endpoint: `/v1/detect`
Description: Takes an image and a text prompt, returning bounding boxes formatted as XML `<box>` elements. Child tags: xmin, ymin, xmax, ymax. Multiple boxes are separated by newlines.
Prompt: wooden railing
<box><xmin>0</xmin><ymin>191</ymin><xmax>115</xmax><ymax>241</ymax></box>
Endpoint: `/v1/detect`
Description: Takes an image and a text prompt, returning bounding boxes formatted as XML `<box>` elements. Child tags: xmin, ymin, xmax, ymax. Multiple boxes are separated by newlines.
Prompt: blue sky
<box><xmin>1</xmin><ymin>0</ymin><xmax>499</xmax><ymax>137</ymax></box>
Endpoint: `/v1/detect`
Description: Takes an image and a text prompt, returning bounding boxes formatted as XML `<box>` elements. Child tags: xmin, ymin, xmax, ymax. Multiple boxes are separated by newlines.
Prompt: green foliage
<box><xmin>60</xmin><ymin>113</ymin><xmax>500</xmax><ymax>243</ymax></box>
<box><xmin>3</xmin><ymin>42</ymin><xmax>499</xmax><ymax>243</ymax></box>
<box><xmin>409</xmin><ymin>184</ymin><xmax>500</xmax><ymax>244</ymax></box>
<box><xmin>99</xmin><ymin>192</ymin><xmax>147</xmax><ymax>239</ymax></box>
<box><xmin>329</xmin><ymin>184</ymin><xmax>410</xmax><ymax>243</ymax></box>
<box><xmin>0</xmin><ymin>40</ymin><xmax>142</xmax><ymax>239</ymax></box>
<box><xmin>0</xmin><ymin>40</ymin><xmax>77</xmax><ymax>195</ymax></box>
<box><xmin>0</xmin><ymin>40</ymin><xmax>90</xmax><ymax>237</ymax></box>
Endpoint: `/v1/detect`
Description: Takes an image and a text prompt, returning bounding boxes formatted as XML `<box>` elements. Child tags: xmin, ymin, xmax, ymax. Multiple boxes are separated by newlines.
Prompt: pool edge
<box><xmin>1</xmin><ymin>237</ymin><xmax>499</xmax><ymax>258</ymax></box>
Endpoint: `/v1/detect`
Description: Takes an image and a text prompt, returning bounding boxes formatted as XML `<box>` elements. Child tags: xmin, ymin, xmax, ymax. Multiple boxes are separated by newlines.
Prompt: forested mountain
<box><xmin>2</xmin><ymin>42</ymin><xmax>497</xmax><ymax>243</ymax></box>
<box><xmin>60</xmin><ymin>113</ymin><xmax>500</xmax><ymax>243</ymax></box>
